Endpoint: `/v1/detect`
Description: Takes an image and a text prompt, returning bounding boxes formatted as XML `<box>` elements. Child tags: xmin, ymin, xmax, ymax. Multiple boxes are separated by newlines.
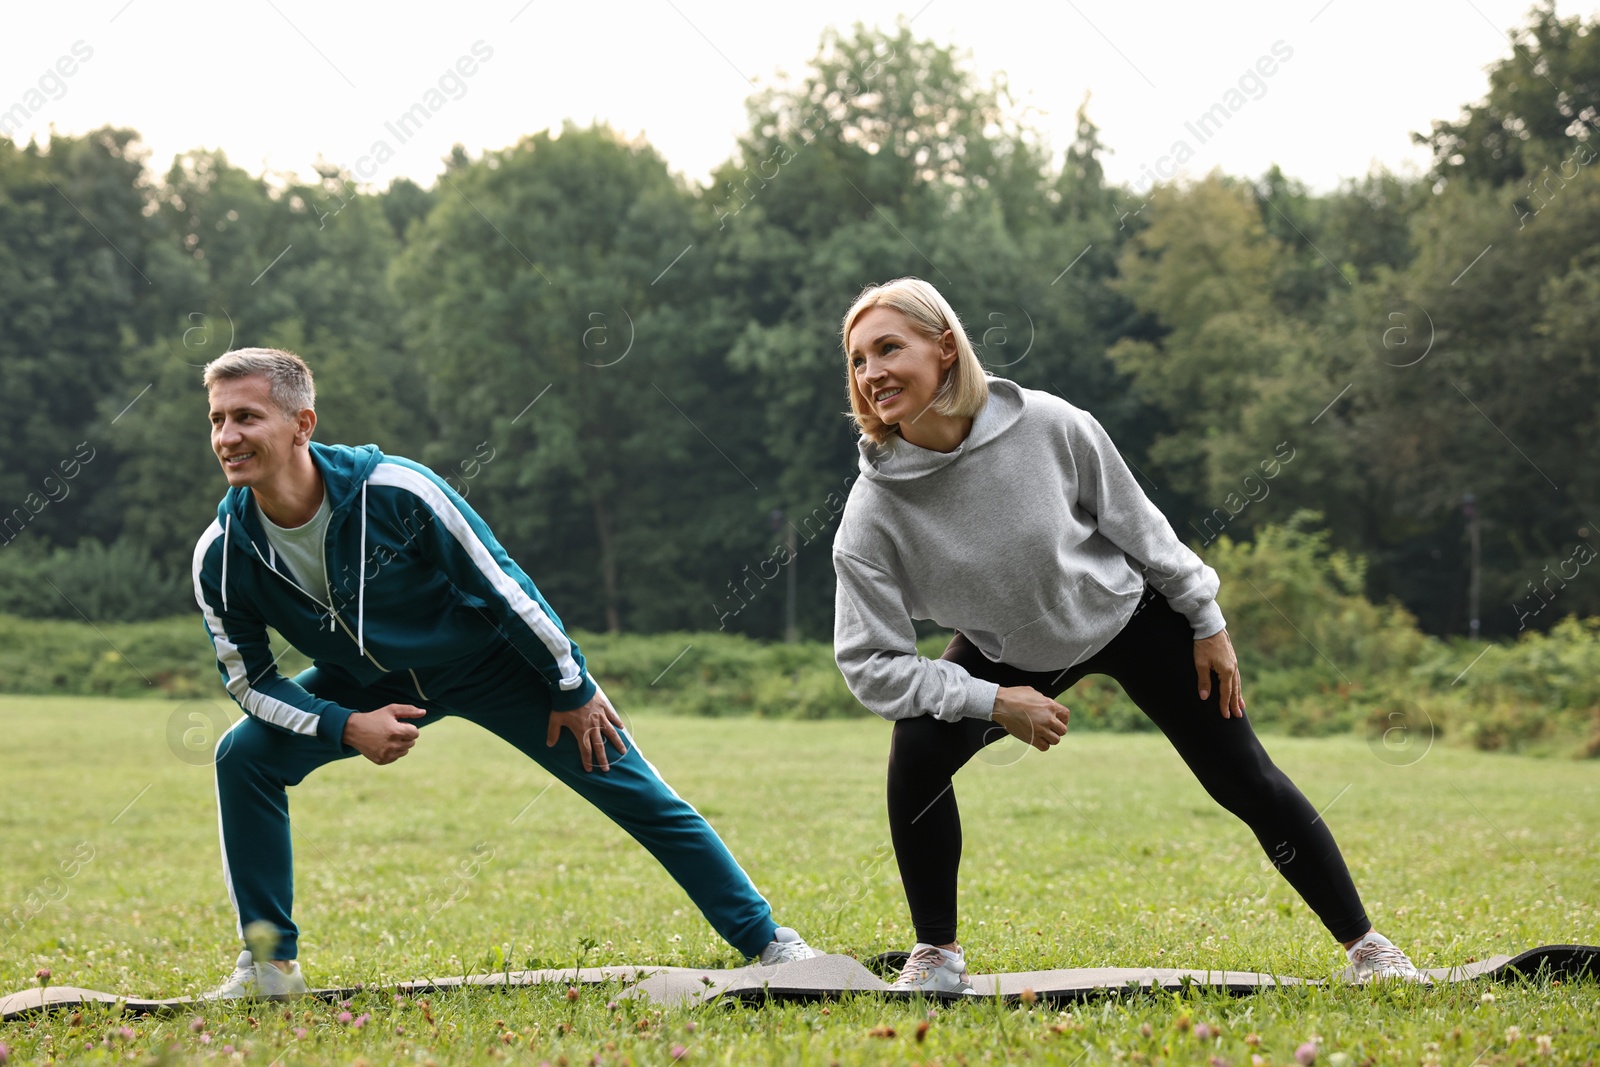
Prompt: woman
<box><xmin>830</xmin><ymin>277</ymin><xmax>1425</xmax><ymax>992</ymax></box>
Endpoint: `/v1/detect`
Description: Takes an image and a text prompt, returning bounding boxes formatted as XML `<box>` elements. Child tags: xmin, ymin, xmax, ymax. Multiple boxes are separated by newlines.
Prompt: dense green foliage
<box><xmin>1</xmin><ymin>705</ymin><xmax>1596</xmax><ymax>1063</ymax></box>
<box><xmin>2</xmin><ymin>4</ymin><xmax>1598</xmax><ymax>650</ymax></box>
<box><xmin>3</xmin><ymin>516</ymin><xmax>1595</xmax><ymax>756</ymax></box>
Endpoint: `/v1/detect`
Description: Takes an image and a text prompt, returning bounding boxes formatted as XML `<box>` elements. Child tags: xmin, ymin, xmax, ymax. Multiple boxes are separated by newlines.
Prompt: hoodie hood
<box><xmin>215</xmin><ymin>442</ymin><xmax>384</xmax><ymax>528</ymax></box>
<box><xmin>857</xmin><ymin>376</ymin><xmax>1026</xmax><ymax>482</ymax></box>
<box><xmin>212</xmin><ymin>442</ymin><xmax>385</xmax><ymax>651</ymax></box>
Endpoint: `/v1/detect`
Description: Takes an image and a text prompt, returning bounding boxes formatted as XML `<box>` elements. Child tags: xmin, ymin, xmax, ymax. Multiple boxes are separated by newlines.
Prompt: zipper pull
<box><xmin>328</xmin><ymin>611</ymin><xmax>336</xmax><ymax>632</ymax></box>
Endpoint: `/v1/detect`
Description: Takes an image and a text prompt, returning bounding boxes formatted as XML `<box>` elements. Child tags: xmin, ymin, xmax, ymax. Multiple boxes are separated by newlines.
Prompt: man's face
<box><xmin>208</xmin><ymin>375</ymin><xmax>301</xmax><ymax>488</ymax></box>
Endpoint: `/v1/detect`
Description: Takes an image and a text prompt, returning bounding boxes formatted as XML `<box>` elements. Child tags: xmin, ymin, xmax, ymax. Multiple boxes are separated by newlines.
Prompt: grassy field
<box><xmin>1</xmin><ymin>696</ymin><xmax>1596</xmax><ymax>1065</ymax></box>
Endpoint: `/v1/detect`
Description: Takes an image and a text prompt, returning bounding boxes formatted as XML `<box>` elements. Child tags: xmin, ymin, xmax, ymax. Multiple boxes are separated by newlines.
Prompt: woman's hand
<box><xmin>1194</xmin><ymin>629</ymin><xmax>1245</xmax><ymax>717</ymax></box>
<box><xmin>991</xmin><ymin>686</ymin><xmax>1071</xmax><ymax>751</ymax></box>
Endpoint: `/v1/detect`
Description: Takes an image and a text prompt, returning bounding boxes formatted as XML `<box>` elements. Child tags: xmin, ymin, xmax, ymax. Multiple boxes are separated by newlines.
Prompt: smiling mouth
<box><xmin>223</xmin><ymin>452</ymin><xmax>255</xmax><ymax>468</ymax></box>
<box><xmin>875</xmin><ymin>387</ymin><xmax>903</xmax><ymax>403</ymax></box>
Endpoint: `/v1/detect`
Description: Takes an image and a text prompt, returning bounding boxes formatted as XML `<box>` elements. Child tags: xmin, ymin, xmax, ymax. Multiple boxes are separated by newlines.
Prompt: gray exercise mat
<box><xmin>0</xmin><ymin>966</ymin><xmax>690</xmax><ymax>1021</ymax></box>
<box><xmin>3</xmin><ymin>945</ymin><xmax>1593</xmax><ymax>1019</ymax></box>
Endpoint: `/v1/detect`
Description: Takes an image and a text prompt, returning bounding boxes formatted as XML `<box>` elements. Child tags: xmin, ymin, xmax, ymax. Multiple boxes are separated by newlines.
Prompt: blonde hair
<box><xmin>840</xmin><ymin>277</ymin><xmax>989</xmax><ymax>445</ymax></box>
<box><xmin>203</xmin><ymin>348</ymin><xmax>316</xmax><ymax>418</ymax></box>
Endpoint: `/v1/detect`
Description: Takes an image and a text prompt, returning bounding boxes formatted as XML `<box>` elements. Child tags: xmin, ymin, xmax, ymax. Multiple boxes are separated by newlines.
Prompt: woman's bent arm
<box><xmin>833</xmin><ymin>549</ymin><xmax>1000</xmax><ymax>722</ymax></box>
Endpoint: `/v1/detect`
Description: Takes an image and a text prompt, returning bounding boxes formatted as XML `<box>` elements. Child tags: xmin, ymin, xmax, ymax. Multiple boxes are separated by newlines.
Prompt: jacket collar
<box><xmin>215</xmin><ymin>441</ymin><xmax>384</xmax><ymax>551</ymax></box>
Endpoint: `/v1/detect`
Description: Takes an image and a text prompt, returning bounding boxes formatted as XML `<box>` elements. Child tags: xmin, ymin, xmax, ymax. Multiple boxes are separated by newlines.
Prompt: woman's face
<box><xmin>847</xmin><ymin>305</ymin><xmax>957</xmax><ymax>429</ymax></box>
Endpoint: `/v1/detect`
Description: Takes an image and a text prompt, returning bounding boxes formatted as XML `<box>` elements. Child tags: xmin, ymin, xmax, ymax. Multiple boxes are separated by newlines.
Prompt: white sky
<box><xmin>3</xmin><ymin>0</ymin><xmax>1595</xmax><ymax>195</ymax></box>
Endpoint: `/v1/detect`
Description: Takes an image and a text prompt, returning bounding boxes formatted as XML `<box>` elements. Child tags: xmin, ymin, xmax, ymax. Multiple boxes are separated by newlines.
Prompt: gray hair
<box><xmin>203</xmin><ymin>348</ymin><xmax>316</xmax><ymax>418</ymax></box>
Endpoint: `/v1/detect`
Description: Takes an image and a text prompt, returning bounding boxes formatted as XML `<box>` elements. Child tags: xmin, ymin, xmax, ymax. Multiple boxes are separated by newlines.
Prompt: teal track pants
<box><xmin>212</xmin><ymin>648</ymin><xmax>777</xmax><ymax>960</ymax></box>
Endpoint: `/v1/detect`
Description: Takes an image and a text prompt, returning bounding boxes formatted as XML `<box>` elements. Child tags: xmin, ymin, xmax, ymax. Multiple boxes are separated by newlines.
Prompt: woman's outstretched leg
<box><xmin>1088</xmin><ymin>592</ymin><xmax>1373</xmax><ymax>941</ymax></box>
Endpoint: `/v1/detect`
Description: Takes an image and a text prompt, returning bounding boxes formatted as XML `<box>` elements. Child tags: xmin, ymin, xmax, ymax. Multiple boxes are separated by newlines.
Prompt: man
<box><xmin>191</xmin><ymin>348</ymin><xmax>816</xmax><ymax>998</ymax></box>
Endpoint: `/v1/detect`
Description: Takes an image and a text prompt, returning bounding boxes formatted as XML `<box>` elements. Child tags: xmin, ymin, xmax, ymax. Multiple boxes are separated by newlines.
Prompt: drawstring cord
<box><xmin>221</xmin><ymin>514</ymin><xmax>231</xmax><ymax>611</ymax></box>
<box><xmin>358</xmin><ymin>481</ymin><xmax>368</xmax><ymax>657</ymax></box>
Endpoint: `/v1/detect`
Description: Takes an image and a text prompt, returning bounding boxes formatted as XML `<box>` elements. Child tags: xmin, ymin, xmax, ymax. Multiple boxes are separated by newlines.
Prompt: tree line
<box><xmin>1</xmin><ymin>3</ymin><xmax>1597</xmax><ymax>643</ymax></box>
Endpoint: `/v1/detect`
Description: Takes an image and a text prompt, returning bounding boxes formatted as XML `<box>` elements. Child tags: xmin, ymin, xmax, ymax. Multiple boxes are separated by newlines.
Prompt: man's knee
<box><xmin>215</xmin><ymin>716</ymin><xmax>271</xmax><ymax>766</ymax></box>
<box><xmin>213</xmin><ymin>715</ymin><xmax>326</xmax><ymax>783</ymax></box>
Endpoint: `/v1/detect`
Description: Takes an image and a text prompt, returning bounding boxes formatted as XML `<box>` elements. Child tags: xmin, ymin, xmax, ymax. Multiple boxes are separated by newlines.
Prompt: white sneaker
<box><xmin>1344</xmin><ymin>932</ymin><xmax>1431</xmax><ymax>984</ymax></box>
<box><xmin>757</xmin><ymin>926</ymin><xmax>820</xmax><ymax>965</ymax></box>
<box><xmin>890</xmin><ymin>942</ymin><xmax>975</xmax><ymax>994</ymax></box>
<box><xmin>202</xmin><ymin>950</ymin><xmax>310</xmax><ymax>1000</ymax></box>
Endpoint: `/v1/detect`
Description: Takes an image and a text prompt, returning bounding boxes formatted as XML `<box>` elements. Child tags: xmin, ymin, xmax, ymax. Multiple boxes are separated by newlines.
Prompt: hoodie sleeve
<box><xmin>1065</xmin><ymin>409</ymin><xmax>1227</xmax><ymax>640</ymax></box>
<box><xmin>193</xmin><ymin>520</ymin><xmax>357</xmax><ymax>750</ymax></box>
<box><xmin>366</xmin><ymin>460</ymin><xmax>597</xmax><ymax>711</ymax></box>
<box><xmin>833</xmin><ymin>548</ymin><xmax>1000</xmax><ymax>722</ymax></box>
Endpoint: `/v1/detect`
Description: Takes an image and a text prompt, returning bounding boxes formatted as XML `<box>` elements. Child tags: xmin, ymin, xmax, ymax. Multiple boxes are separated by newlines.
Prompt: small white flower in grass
<box><xmin>1535</xmin><ymin>1035</ymin><xmax>1553</xmax><ymax>1056</ymax></box>
<box><xmin>1480</xmin><ymin>992</ymin><xmax>1495</xmax><ymax>1003</ymax></box>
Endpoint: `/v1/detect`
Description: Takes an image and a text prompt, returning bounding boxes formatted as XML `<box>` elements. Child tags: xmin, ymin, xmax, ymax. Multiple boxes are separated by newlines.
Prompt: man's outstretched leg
<box><xmin>454</xmin><ymin>658</ymin><xmax>813</xmax><ymax>962</ymax></box>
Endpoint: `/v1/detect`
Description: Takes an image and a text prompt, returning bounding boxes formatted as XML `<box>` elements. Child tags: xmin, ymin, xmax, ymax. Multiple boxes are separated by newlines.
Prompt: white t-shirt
<box><xmin>258</xmin><ymin>490</ymin><xmax>332</xmax><ymax>600</ymax></box>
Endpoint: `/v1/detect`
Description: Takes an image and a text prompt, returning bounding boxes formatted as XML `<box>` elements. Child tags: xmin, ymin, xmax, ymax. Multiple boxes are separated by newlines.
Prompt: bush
<box><xmin>0</xmin><ymin>613</ymin><xmax>262</xmax><ymax>698</ymax></box>
<box><xmin>0</xmin><ymin>509</ymin><xmax>1594</xmax><ymax>757</ymax></box>
<box><xmin>575</xmin><ymin>630</ymin><xmax>869</xmax><ymax>718</ymax></box>
<box><xmin>1409</xmin><ymin>616</ymin><xmax>1600</xmax><ymax>756</ymax></box>
<box><xmin>0</xmin><ymin>536</ymin><xmax>190</xmax><ymax>621</ymax></box>
<box><xmin>1207</xmin><ymin>509</ymin><xmax>1431</xmax><ymax>676</ymax></box>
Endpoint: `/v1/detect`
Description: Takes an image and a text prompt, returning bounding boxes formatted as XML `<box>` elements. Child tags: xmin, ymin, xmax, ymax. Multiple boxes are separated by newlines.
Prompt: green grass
<box><xmin>2</xmin><ymin>696</ymin><xmax>1596</xmax><ymax>1064</ymax></box>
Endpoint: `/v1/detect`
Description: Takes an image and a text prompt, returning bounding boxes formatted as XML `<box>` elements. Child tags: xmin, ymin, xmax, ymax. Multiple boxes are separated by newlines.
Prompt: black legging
<box><xmin>886</xmin><ymin>582</ymin><xmax>1372</xmax><ymax>946</ymax></box>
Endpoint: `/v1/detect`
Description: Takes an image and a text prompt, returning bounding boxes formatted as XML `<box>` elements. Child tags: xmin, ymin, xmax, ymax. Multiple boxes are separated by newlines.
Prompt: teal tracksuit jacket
<box><xmin>190</xmin><ymin>442</ymin><xmax>777</xmax><ymax>960</ymax></box>
<box><xmin>191</xmin><ymin>441</ymin><xmax>598</xmax><ymax>746</ymax></box>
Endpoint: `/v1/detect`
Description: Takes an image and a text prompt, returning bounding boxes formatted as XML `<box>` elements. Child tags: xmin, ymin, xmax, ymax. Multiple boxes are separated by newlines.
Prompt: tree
<box><xmin>1105</xmin><ymin>174</ymin><xmax>1295</xmax><ymax>494</ymax></box>
<box><xmin>394</xmin><ymin>123</ymin><xmax>747</xmax><ymax>634</ymax></box>
<box><xmin>0</xmin><ymin>129</ymin><xmax>152</xmax><ymax>553</ymax></box>
<box><xmin>1416</xmin><ymin>0</ymin><xmax>1600</xmax><ymax>188</ymax></box>
<box><xmin>111</xmin><ymin>149</ymin><xmax>422</xmax><ymax>573</ymax></box>
<box><xmin>709</xmin><ymin>22</ymin><xmax>1140</xmax><ymax>636</ymax></box>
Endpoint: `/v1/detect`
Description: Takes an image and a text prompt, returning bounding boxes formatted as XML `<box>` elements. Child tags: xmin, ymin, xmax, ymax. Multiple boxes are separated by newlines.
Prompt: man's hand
<box><xmin>343</xmin><ymin>704</ymin><xmax>426</xmax><ymax>764</ymax></box>
<box><xmin>546</xmin><ymin>689</ymin><xmax>628</xmax><ymax>772</ymax></box>
<box><xmin>991</xmin><ymin>685</ymin><xmax>1071</xmax><ymax>752</ymax></box>
<box><xmin>1195</xmin><ymin>628</ymin><xmax>1245</xmax><ymax>717</ymax></box>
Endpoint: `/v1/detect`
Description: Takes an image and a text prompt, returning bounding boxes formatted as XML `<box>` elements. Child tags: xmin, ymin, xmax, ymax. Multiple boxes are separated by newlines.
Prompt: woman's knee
<box><xmin>888</xmin><ymin>715</ymin><xmax>951</xmax><ymax>771</ymax></box>
<box><xmin>1189</xmin><ymin>734</ymin><xmax>1292</xmax><ymax>810</ymax></box>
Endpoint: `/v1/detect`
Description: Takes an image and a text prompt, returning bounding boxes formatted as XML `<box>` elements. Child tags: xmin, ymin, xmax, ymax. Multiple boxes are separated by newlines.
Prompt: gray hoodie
<box><xmin>832</xmin><ymin>377</ymin><xmax>1226</xmax><ymax>723</ymax></box>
